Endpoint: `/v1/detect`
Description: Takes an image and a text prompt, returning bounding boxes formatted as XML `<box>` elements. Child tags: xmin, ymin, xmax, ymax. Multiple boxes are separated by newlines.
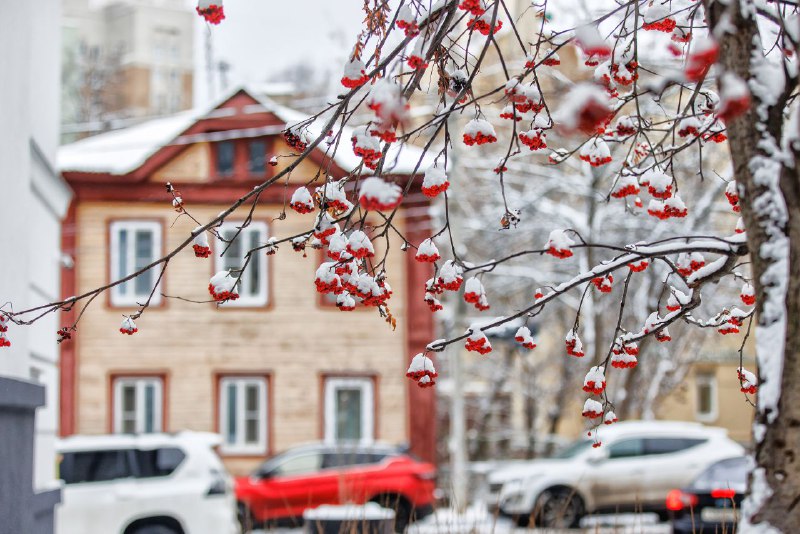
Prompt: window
<box><xmin>219</xmin><ymin>377</ymin><xmax>268</xmax><ymax>455</ymax></box>
<box><xmin>60</xmin><ymin>450</ymin><xmax>133</xmax><ymax>484</ymax></box>
<box><xmin>214</xmin><ymin>222</ymin><xmax>269</xmax><ymax>306</ymax></box>
<box><xmin>135</xmin><ymin>447</ymin><xmax>185</xmax><ymax>478</ymax></box>
<box><xmin>644</xmin><ymin>438</ymin><xmax>707</xmax><ymax>455</ymax></box>
<box><xmin>110</xmin><ymin>221</ymin><xmax>162</xmax><ymax>307</ymax></box>
<box><xmin>215</xmin><ymin>141</ymin><xmax>235</xmax><ymax>177</ymax></box>
<box><xmin>608</xmin><ymin>438</ymin><xmax>644</xmax><ymax>459</ymax></box>
<box><xmin>695</xmin><ymin>372</ymin><xmax>718</xmax><ymax>422</ymax></box>
<box><xmin>324</xmin><ymin>377</ymin><xmax>374</xmax><ymax>444</ymax></box>
<box><xmin>248</xmin><ymin>139</ymin><xmax>267</xmax><ymax>175</ymax></box>
<box><xmin>113</xmin><ymin>377</ymin><xmax>163</xmax><ymax>434</ymax></box>
<box><xmin>272</xmin><ymin>452</ymin><xmax>322</xmax><ymax>476</ymax></box>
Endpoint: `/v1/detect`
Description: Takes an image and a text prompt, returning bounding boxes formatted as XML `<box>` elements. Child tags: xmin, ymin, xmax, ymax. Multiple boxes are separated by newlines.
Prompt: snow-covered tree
<box><xmin>4</xmin><ymin>0</ymin><xmax>799</xmax><ymax>528</ymax></box>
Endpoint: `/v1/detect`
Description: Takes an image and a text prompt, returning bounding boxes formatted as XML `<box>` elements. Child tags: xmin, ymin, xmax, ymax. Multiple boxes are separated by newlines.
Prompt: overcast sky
<box><xmin>190</xmin><ymin>0</ymin><xmax>366</xmax><ymax>105</ymax></box>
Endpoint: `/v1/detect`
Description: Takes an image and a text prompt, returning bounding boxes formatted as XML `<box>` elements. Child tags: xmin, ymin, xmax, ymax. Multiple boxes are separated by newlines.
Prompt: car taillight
<box><xmin>207</xmin><ymin>470</ymin><xmax>228</xmax><ymax>496</ymax></box>
<box><xmin>711</xmin><ymin>488</ymin><xmax>737</xmax><ymax>499</ymax></box>
<box><xmin>666</xmin><ymin>489</ymin><xmax>698</xmax><ymax>511</ymax></box>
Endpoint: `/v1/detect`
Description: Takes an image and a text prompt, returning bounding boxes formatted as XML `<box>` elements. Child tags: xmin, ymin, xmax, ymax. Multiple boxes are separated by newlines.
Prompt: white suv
<box><xmin>56</xmin><ymin>432</ymin><xmax>240</xmax><ymax>534</ymax></box>
<box><xmin>487</xmin><ymin>421</ymin><xmax>745</xmax><ymax>528</ymax></box>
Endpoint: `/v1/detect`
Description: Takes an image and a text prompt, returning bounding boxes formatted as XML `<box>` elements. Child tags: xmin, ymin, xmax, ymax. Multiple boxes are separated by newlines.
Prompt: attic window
<box><xmin>248</xmin><ymin>139</ymin><xmax>267</xmax><ymax>175</ymax></box>
<box><xmin>216</xmin><ymin>141</ymin><xmax>235</xmax><ymax>178</ymax></box>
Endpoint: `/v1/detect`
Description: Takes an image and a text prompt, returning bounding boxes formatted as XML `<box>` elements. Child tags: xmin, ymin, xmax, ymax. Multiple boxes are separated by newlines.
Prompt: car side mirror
<box><xmin>255</xmin><ymin>468</ymin><xmax>273</xmax><ymax>480</ymax></box>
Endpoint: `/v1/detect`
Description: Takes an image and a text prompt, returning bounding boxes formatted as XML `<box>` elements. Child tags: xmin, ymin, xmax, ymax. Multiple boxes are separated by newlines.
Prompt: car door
<box><xmin>251</xmin><ymin>451</ymin><xmax>338</xmax><ymax>520</ymax></box>
<box><xmin>639</xmin><ymin>437</ymin><xmax>709</xmax><ymax>504</ymax></box>
<box><xmin>57</xmin><ymin>449</ymin><xmax>136</xmax><ymax>534</ymax></box>
<box><xmin>585</xmin><ymin>438</ymin><xmax>650</xmax><ymax>511</ymax></box>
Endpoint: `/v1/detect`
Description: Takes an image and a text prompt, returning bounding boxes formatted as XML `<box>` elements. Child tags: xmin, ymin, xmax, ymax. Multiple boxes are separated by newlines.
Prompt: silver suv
<box><xmin>487</xmin><ymin>421</ymin><xmax>744</xmax><ymax>528</ymax></box>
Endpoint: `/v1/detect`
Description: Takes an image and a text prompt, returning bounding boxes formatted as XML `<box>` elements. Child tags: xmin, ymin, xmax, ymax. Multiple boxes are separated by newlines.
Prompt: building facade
<box><xmin>61</xmin><ymin>0</ymin><xmax>194</xmax><ymax>141</ymax></box>
<box><xmin>58</xmin><ymin>88</ymin><xmax>437</xmax><ymax>474</ymax></box>
<box><xmin>0</xmin><ymin>1</ymin><xmax>72</xmax><ymax>531</ymax></box>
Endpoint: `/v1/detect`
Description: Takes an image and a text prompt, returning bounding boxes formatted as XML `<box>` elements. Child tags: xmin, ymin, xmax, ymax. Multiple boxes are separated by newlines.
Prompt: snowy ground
<box><xmin>250</xmin><ymin>506</ymin><xmax>671</xmax><ymax>533</ymax></box>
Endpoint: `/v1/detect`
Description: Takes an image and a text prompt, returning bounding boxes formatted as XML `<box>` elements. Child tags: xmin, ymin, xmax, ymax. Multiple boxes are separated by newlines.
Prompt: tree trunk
<box><xmin>705</xmin><ymin>0</ymin><xmax>800</xmax><ymax>528</ymax></box>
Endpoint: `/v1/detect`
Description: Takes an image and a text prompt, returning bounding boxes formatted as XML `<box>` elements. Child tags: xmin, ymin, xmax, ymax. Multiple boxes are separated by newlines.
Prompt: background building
<box><xmin>61</xmin><ymin>0</ymin><xmax>194</xmax><ymax>141</ymax></box>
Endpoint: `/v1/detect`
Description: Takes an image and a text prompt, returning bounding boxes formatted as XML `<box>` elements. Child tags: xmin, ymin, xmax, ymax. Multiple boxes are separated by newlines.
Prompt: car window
<box><xmin>554</xmin><ymin>439</ymin><xmax>593</xmax><ymax>459</ymax></box>
<box><xmin>323</xmin><ymin>452</ymin><xmax>390</xmax><ymax>469</ymax></box>
<box><xmin>608</xmin><ymin>439</ymin><xmax>645</xmax><ymax>459</ymax></box>
<box><xmin>135</xmin><ymin>448</ymin><xmax>186</xmax><ymax>478</ymax></box>
<box><xmin>691</xmin><ymin>456</ymin><xmax>753</xmax><ymax>492</ymax></box>
<box><xmin>273</xmin><ymin>453</ymin><xmax>322</xmax><ymax>476</ymax></box>
<box><xmin>60</xmin><ymin>450</ymin><xmax>133</xmax><ymax>484</ymax></box>
<box><xmin>644</xmin><ymin>438</ymin><xmax>707</xmax><ymax>455</ymax></box>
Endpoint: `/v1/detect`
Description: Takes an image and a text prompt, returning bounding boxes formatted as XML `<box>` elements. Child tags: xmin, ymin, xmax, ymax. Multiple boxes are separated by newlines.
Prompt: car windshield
<box><xmin>690</xmin><ymin>456</ymin><xmax>753</xmax><ymax>492</ymax></box>
<box><xmin>554</xmin><ymin>439</ymin><xmax>593</xmax><ymax>459</ymax></box>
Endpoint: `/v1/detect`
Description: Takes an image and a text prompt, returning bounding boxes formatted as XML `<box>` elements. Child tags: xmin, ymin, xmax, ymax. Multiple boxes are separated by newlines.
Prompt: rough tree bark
<box><xmin>706</xmin><ymin>0</ymin><xmax>800</xmax><ymax>529</ymax></box>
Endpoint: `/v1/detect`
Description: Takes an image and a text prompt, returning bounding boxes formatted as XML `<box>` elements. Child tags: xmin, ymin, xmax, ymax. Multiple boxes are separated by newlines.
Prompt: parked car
<box><xmin>486</xmin><ymin>421</ymin><xmax>744</xmax><ymax>528</ymax></box>
<box><xmin>56</xmin><ymin>432</ymin><xmax>239</xmax><ymax>534</ymax></box>
<box><xmin>235</xmin><ymin>443</ymin><xmax>436</xmax><ymax>531</ymax></box>
<box><xmin>668</xmin><ymin>455</ymin><xmax>753</xmax><ymax>533</ymax></box>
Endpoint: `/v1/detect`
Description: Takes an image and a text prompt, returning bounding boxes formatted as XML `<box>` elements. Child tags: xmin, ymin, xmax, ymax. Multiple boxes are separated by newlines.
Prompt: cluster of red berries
<box><xmin>463</xmin><ymin>132</ymin><xmax>497</xmax><ymax>146</ymax></box>
<box><xmin>196</xmin><ymin>4</ymin><xmax>225</xmax><ymax>25</ymax></box>
<box><xmin>57</xmin><ymin>327</ymin><xmax>72</xmax><ymax>344</ymax></box>
<box><xmin>592</xmin><ymin>274</ymin><xmax>614</xmax><ymax>293</ymax></box>
<box><xmin>519</xmin><ymin>130</ymin><xmax>547</xmax><ymax>151</ymax></box>
<box><xmin>643</xmin><ymin>17</ymin><xmax>676</xmax><ymax>32</ymax></box>
<box><xmin>458</xmin><ymin>0</ymin><xmax>485</xmax><ymax>16</ymax></box>
<box><xmin>465</xmin><ymin>331</ymin><xmax>492</xmax><ymax>354</ymax></box>
<box><xmin>193</xmin><ymin>244</ymin><xmax>211</xmax><ymax>258</ymax></box>
<box><xmin>284</xmin><ymin>131</ymin><xmax>307</xmax><ymax>152</ymax></box>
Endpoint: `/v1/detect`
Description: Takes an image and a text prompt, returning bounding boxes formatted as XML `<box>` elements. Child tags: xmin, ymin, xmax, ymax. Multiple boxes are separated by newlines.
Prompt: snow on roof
<box><xmin>59</xmin><ymin>84</ymin><xmax>435</xmax><ymax>177</ymax></box>
<box><xmin>58</xmin><ymin>109</ymin><xmax>203</xmax><ymax>175</ymax></box>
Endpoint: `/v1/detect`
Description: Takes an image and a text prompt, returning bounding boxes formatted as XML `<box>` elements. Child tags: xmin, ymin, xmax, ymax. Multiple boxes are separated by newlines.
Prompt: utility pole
<box><xmin>446</xmin><ymin>111</ymin><xmax>468</xmax><ymax>513</ymax></box>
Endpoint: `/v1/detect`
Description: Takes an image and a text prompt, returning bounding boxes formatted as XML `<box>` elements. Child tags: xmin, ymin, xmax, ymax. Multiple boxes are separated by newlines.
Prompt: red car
<box><xmin>236</xmin><ymin>443</ymin><xmax>436</xmax><ymax>531</ymax></box>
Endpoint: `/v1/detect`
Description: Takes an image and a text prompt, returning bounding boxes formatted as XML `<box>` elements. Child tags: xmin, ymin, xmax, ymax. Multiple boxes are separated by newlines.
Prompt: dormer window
<box><xmin>215</xmin><ymin>141</ymin><xmax>235</xmax><ymax>178</ymax></box>
<box><xmin>248</xmin><ymin>139</ymin><xmax>266</xmax><ymax>176</ymax></box>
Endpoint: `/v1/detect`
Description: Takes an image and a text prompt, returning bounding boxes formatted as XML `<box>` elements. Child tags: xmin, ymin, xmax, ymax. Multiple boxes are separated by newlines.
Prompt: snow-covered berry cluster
<box><xmin>514</xmin><ymin>326</ymin><xmax>536</xmax><ymax>349</ymax></box>
<box><xmin>421</xmin><ymin>166</ymin><xmax>449</xmax><ymax>198</ymax></box>
<box><xmin>407</xmin><ymin>353</ymin><xmax>437</xmax><ymax>388</ymax></box>
<box><xmin>463</xmin><ymin>119</ymin><xmax>497</xmax><ymax>146</ymax></box>
<box><xmin>119</xmin><ymin>317</ymin><xmax>138</xmax><ymax>335</ymax></box>
<box><xmin>341</xmin><ymin>59</ymin><xmax>369</xmax><ymax>89</ymax></box>
<box><xmin>289</xmin><ymin>187</ymin><xmax>315</xmax><ymax>214</ymax></box>
<box><xmin>675</xmin><ymin>252</ymin><xmax>705</xmax><ymax>277</ymax></box>
<box><xmin>565</xmin><ymin>329</ymin><xmax>584</xmax><ymax>357</ymax></box>
<box><xmin>583</xmin><ymin>366</ymin><xmax>606</xmax><ymax>395</ymax></box>
<box><xmin>463</xmin><ymin>277</ymin><xmax>490</xmax><ymax>311</ymax></box>
<box><xmin>545</xmin><ymin>229</ymin><xmax>575</xmax><ymax>259</ymax></box>
<box><xmin>192</xmin><ymin>226</ymin><xmax>211</xmax><ymax>258</ymax></box>
<box><xmin>209</xmin><ymin>271</ymin><xmax>239</xmax><ymax>302</ymax></box>
<box><xmin>738</xmin><ymin>368</ymin><xmax>757</xmax><ymax>395</ymax></box>
<box><xmin>415</xmin><ymin>239</ymin><xmax>440</xmax><ymax>263</ymax></box>
<box><xmin>358</xmin><ymin>177</ymin><xmax>402</xmax><ymax>211</ymax></box>
<box><xmin>465</xmin><ymin>328</ymin><xmax>492</xmax><ymax>354</ymax></box>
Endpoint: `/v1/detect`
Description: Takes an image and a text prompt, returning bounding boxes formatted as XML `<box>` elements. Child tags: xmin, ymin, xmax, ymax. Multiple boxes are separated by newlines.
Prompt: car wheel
<box><xmin>371</xmin><ymin>494</ymin><xmax>413</xmax><ymax>533</ymax></box>
<box><xmin>531</xmin><ymin>487</ymin><xmax>583</xmax><ymax>528</ymax></box>
<box><xmin>237</xmin><ymin>502</ymin><xmax>256</xmax><ymax>533</ymax></box>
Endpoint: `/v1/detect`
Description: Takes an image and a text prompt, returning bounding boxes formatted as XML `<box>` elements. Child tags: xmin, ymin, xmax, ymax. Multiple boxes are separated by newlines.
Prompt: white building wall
<box><xmin>0</xmin><ymin>0</ymin><xmax>72</xmax><ymax>491</ymax></box>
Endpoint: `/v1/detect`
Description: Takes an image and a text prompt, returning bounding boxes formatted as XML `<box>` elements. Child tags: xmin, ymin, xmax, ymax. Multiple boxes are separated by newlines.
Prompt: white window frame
<box><xmin>214</xmin><ymin>222</ymin><xmax>269</xmax><ymax>307</ymax></box>
<box><xmin>113</xmin><ymin>377</ymin><xmax>163</xmax><ymax>434</ymax></box>
<box><xmin>324</xmin><ymin>377</ymin><xmax>375</xmax><ymax>445</ymax></box>
<box><xmin>218</xmin><ymin>377</ymin><xmax>268</xmax><ymax>455</ymax></box>
<box><xmin>695</xmin><ymin>372</ymin><xmax>718</xmax><ymax>423</ymax></box>
<box><xmin>109</xmin><ymin>221</ymin><xmax>163</xmax><ymax>307</ymax></box>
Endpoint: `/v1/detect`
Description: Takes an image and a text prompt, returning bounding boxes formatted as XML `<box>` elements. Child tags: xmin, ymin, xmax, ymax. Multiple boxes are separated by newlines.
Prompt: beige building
<box><xmin>57</xmin><ymin>87</ymin><xmax>438</xmax><ymax>474</ymax></box>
